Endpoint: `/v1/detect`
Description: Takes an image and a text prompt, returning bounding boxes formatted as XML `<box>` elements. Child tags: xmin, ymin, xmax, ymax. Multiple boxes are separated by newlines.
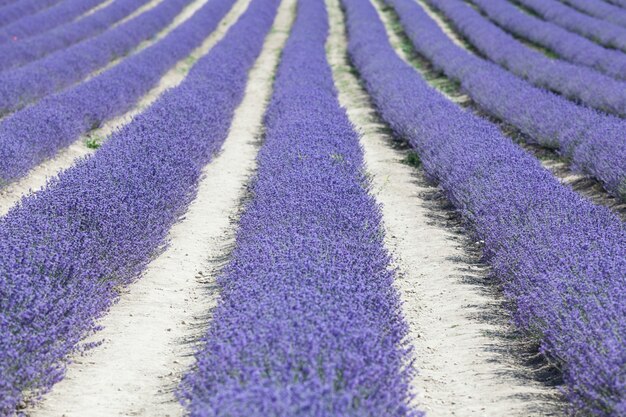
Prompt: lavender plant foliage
<box><xmin>560</xmin><ymin>0</ymin><xmax>626</xmax><ymax>28</ymax></box>
<box><xmin>425</xmin><ymin>0</ymin><xmax>626</xmax><ymax>117</ymax></box>
<box><xmin>0</xmin><ymin>0</ymin><xmax>61</xmax><ymax>28</ymax></box>
<box><xmin>0</xmin><ymin>0</ymin><xmax>151</xmax><ymax>73</ymax></box>
<box><xmin>515</xmin><ymin>0</ymin><xmax>626</xmax><ymax>51</ymax></box>
<box><xmin>0</xmin><ymin>0</ymin><xmax>268</xmax><ymax>412</ymax></box>
<box><xmin>0</xmin><ymin>0</ymin><xmax>236</xmax><ymax>184</ymax></box>
<box><xmin>0</xmin><ymin>0</ymin><xmax>106</xmax><ymax>45</ymax></box>
<box><xmin>0</xmin><ymin>0</ymin><xmax>192</xmax><ymax>115</ymax></box>
<box><xmin>383</xmin><ymin>0</ymin><xmax>626</xmax><ymax>199</ymax></box>
<box><xmin>469</xmin><ymin>0</ymin><xmax>626</xmax><ymax>80</ymax></box>
<box><xmin>180</xmin><ymin>1</ymin><xmax>416</xmax><ymax>416</ymax></box>
<box><xmin>343</xmin><ymin>0</ymin><xmax>626</xmax><ymax>414</ymax></box>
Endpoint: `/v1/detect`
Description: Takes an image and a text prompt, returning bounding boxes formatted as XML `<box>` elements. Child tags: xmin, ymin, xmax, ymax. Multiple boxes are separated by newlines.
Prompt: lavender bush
<box><xmin>343</xmin><ymin>0</ymin><xmax>626</xmax><ymax>414</ymax></box>
<box><xmin>0</xmin><ymin>0</ymin><xmax>105</xmax><ymax>45</ymax></box>
<box><xmin>0</xmin><ymin>0</ymin><xmax>192</xmax><ymax>115</ymax></box>
<box><xmin>0</xmin><ymin>0</ymin><xmax>61</xmax><ymax>28</ymax></box>
<box><xmin>0</xmin><ymin>0</ymin><xmax>235</xmax><ymax>184</ymax></box>
<box><xmin>425</xmin><ymin>0</ymin><xmax>626</xmax><ymax>117</ymax></box>
<box><xmin>382</xmin><ymin>0</ymin><xmax>626</xmax><ymax>199</ymax></box>
<box><xmin>180</xmin><ymin>1</ymin><xmax>416</xmax><ymax>416</ymax></box>
<box><xmin>560</xmin><ymin>0</ymin><xmax>626</xmax><ymax>28</ymax></box>
<box><xmin>469</xmin><ymin>0</ymin><xmax>626</xmax><ymax>80</ymax></box>
<box><xmin>0</xmin><ymin>0</ymin><xmax>270</xmax><ymax>412</ymax></box>
<box><xmin>0</xmin><ymin>0</ymin><xmax>151</xmax><ymax>73</ymax></box>
<box><xmin>515</xmin><ymin>0</ymin><xmax>626</xmax><ymax>51</ymax></box>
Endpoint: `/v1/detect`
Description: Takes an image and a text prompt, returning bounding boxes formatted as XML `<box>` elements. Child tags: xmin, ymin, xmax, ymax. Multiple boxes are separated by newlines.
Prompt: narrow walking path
<box><xmin>27</xmin><ymin>0</ymin><xmax>294</xmax><ymax>415</ymax></box>
<box><xmin>326</xmin><ymin>0</ymin><xmax>562</xmax><ymax>415</ymax></box>
<box><xmin>0</xmin><ymin>0</ymin><xmax>252</xmax><ymax>217</ymax></box>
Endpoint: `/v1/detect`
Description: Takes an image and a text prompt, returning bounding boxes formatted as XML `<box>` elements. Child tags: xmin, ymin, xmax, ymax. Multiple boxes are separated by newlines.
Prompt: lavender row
<box><xmin>560</xmin><ymin>0</ymin><xmax>626</xmax><ymax>28</ymax></box>
<box><xmin>0</xmin><ymin>0</ymin><xmax>236</xmax><ymax>184</ymax></box>
<box><xmin>0</xmin><ymin>0</ymin><xmax>268</xmax><ymax>411</ymax></box>
<box><xmin>425</xmin><ymin>0</ymin><xmax>626</xmax><ymax>117</ymax></box>
<box><xmin>0</xmin><ymin>0</ymin><xmax>192</xmax><ymax>115</ymax></box>
<box><xmin>344</xmin><ymin>0</ymin><xmax>626</xmax><ymax>414</ymax></box>
<box><xmin>0</xmin><ymin>0</ymin><xmax>150</xmax><ymax>73</ymax></box>
<box><xmin>0</xmin><ymin>0</ymin><xmax>105</xmax><ymax>45</ymax></box>
<box><xmin>385</xmin><ymin>0</ymin><xmax>626</xmax><ymax>199</ymax></box>
<box><xmin>180</xmin><ymin>1</ymin><xmax>416</xmax><ymax>415</ymax></box>
<box><xmin>0</xmin><ymin>0</ymin><xmax>61</xmax><ymax>28</ymax></box>
<box><xmin>470</xmin><ymin>0</ymin><xmax>626</xmax><ymax>80</ymax></box>
<box><xmin>515</xmin><ymin>0</ymin><xmax>626</xmax><ymax>51</ymax></box>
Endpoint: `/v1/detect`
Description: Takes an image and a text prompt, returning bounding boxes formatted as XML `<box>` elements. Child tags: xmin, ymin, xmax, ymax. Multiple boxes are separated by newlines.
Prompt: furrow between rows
<box><xmin>28</xmin><ymin>1</ymin><xmax>293</xmax><ymax>415</ymax></box>
<box><xmin>0</xmin><ymin>0</ymin><xmax>277</xmax><ymax>411</ymax></box>
<box><xmin>327</xmin><ymin>0</ymin><xmax>562</xmax><ymax>415</ymax></box>
<box><xmin>342</xmin><ymin>0</ymin><xmax>626</xmax><ymax>413</ymax></box>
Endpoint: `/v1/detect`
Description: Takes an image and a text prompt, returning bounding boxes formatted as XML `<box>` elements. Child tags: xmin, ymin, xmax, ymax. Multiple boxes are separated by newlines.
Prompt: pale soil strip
<box><xmin>75</xmin><ymin>0</ymin><xmax>115</xmax><ymax>20</ymax></box>
<box><xmin>414</xmin><ymin>0</ymin><xmax>466</xmax><ymax>47</ymax></box>
<box><xmin>0</xmin><ymin>0</ymin><xmax>252</xmax><ymax>217</ymax></box>
<box><xmin>111</xmin><ymin>0</ymin><xmax>164</xmax><ymax>26</ymax></box>
<box><xmin>327</xmin><ymin>0</ymin><xmax>561</xmax><ymax>415</ymax></box>
<box><xmin>85</xmin><ymin>0</ymin><xmax>208</xmax><ymax>81</ymax></box>
<box><xmin>28</xmin><ymin>1</ymin><xmax>294</xmax><ymax>416</ymax></box>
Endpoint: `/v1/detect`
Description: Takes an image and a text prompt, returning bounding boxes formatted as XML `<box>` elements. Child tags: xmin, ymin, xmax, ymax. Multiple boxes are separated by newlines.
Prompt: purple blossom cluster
<box><xmin>560</xmin><ymin>0</ymin><xmax>626</xmax><ymax>28</ymax></box>
<box><xmin>0</xmin><ymin>0</ymin><xmax>151</xmax><ymax>73</ymax></box>
<box><xmin>0</xmin><ymin>0</ymin><xmax>192</xmax><ymax>115</ymax></box>
<box><xmin>469</xmin><ymin>0</ymin><xmax>626</xmax><ymax>80</ymax></box>
<box><xmin>0</xmin><ymin>0</ymin><xmax>106</xmax><ymax>45</ymax></box>
<box><xmin>179</xmin><ymin>2</ymin><xmax>416</xmax><ymax>416</ymax></box>
<box><xmin>0</xmin><ymin>0</ymin><xmax>61</xmax><ymax>28</ymax></box>
<box><xmin>425</xmin><ymin>0</ymin><xmax>626</xmax><ymax>117</ymax></box>
<box><xmin>343</xmin><ymin>0</ymin><xmax>626</xmax><ymax>414</ymax></box>
<box><xmin>383</xmin><ymin>0</ymin><xmax>626</xmax><ymax>199</ymax></box>
<box><xmin>0</xmin><ymin>0</ymin><xmax>234</xmax><ymax>183</ymax></box>
<box><xmin>515</xmin><ymin>0</ymin><xmax>626</xmax><ymax>51</ymax></box>
<box><xmin>0</xmin><ymin>0</ymin><xmax>266</xmax><ymax>411</ymax></box>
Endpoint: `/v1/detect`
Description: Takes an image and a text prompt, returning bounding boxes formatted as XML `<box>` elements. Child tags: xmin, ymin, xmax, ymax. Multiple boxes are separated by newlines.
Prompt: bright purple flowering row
<box><xmin>515</xmin><ymin>0</ymin><xmax>626</xmax><ymax>51</ymax></box>
<box><xmin>384</xmin><ymin>0</ymin><xmax>626</xmax><ymax>199</ymax></box>
<box><xmin>560</xmin><ymin>0</ymin><xmax>626</xmax><ymax>28</ymax></box>
<box><xmin>0</xmin><ymin>0</ymin><xmax>235</xmax><ymax>184</ymax></box>
<box><xmin>0</xmin><ymin>0</ymin><xmax>105</xmax><ymax>45</ymax></box>
<box><xmin>0</xmin><ymin>0</ymin><xmax>61</xmax><ymax>28</ymax></box>
<box><xmin>425</xmin><ymin>0</ymin><xmax>626</xmax><ymax>117</ymax></box>
<box><xmin>344</xmin><ymin>0</ymin><xmax>626</xmax><ymax>414</ymax></box>
<box><xmin>0</xmin><ymin>0</ymin><xmax>192</xmax><ymax>115</ymax></box>
<box><xmin>469</xmin><ymin>0</ymin><xmax>626</xmax><ymax>80</ymax></box>
<box><xmin>180</xmin><ymin>1</ymin><xmax>416</xmax><ymax>416</ymax></box>
<box><xmin>0</xmin><ymin>0</ymin><xmax>260</xmax><ymax>411</ymax></box>
<box><xmin>0</xmin><ymin>0</ymin><xmax>150</xmax><ymax>73</ymax></box>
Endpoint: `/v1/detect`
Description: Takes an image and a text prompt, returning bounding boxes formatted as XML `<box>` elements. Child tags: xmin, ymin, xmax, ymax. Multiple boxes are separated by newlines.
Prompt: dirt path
<box><xmin>27</xmin><ymin>1</ymin><xmax>294</xmax><ymax>416</ymax></box>
<box><xmin>80</xmin><ymin>0</ymin><xmax>115</xmax><ymax>19</ymax></box>
<box><xmin>0</xmin><ymin>0</ymin><xmax>252</xmax><ymax>217</ymax></box>
<box><xmin>326</xmin><ymin>0</ymin><xmax>561</xmax><ymax>415</ymax></box>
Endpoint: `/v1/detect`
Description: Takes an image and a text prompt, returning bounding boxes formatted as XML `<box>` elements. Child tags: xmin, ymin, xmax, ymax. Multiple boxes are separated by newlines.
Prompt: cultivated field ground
<box><xmin>0</xmin><ymin>0</ymin><xmax>624</xmax><ymax>416</ymax></box>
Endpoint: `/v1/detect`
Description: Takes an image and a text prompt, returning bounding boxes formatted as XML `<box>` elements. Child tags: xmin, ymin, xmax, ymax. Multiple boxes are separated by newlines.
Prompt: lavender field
<box><xmin>0</xmin><ymin>0</ymin><xmax>624</xmax><ymax>416</ymax></box>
